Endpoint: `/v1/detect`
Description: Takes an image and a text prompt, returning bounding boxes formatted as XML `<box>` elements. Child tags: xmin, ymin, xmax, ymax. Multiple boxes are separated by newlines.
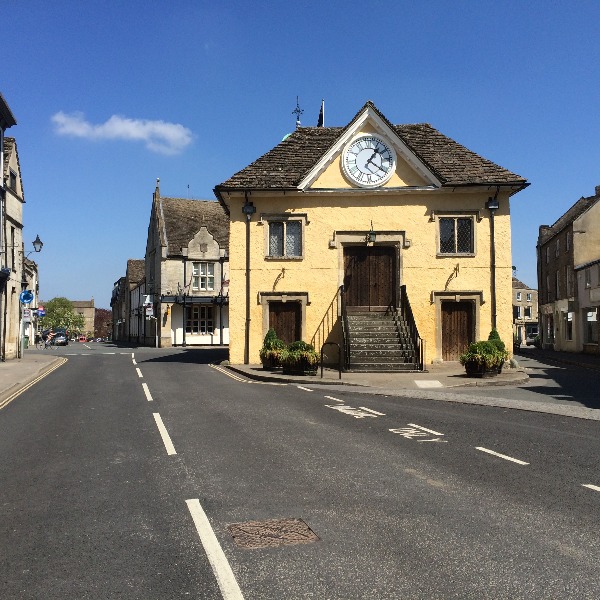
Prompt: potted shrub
<box><xmin>459</xmin><ymin>340</ymin><xmax>506</xmax><ymax>378</ymax></box>
<box><xmin>259</xmin><ymin>328</ymin><xmax>286</xmax><ymax>370</ymax></box>
<box><xmin>487</xmin><ymin>329</ymin><xmax>509</xmax><ymax>373</ymax></box>
<box><xmin>281</xmin><ymin>341</ymin><xmax>319</xmax><ymax>376</ymax></box>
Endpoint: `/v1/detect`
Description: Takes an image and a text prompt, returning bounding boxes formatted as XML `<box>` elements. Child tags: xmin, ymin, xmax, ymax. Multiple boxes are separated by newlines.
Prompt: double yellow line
<box><xmin>0</xmin><ymin>358</ymin><xmax>67</xmax><ymax>411</ymax></box>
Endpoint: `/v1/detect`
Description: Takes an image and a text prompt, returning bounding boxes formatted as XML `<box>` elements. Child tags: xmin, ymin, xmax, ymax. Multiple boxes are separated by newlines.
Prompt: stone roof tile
<box><xmin>215</xmin><ymin>123</ymin><xmax>526</xmax><ymax>191</ymax></box>
<box><xmin>160</xmin><ymin>198</ymin><xmax>229</xmax><ymax>255</ymax></box>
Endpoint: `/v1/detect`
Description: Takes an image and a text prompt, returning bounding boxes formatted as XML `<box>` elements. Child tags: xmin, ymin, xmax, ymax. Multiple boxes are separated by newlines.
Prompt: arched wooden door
<box><xmin>343</xmin><ymin>246</ymin><xmax>395</xmax><ymax>312</ymax></box>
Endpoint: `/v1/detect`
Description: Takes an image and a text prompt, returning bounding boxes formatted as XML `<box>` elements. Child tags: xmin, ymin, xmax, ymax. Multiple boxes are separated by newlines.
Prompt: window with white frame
<box><xmin>515</xmin><ymin>306</ymin><xmax>522</xmax><ymax>319</ymax></box>
<box><xmin>526</xmin><ymin>292</ymin><xmax>532</xmax><ymax>302</ymax></box>
<box><xmin>524</xmin><ymin>306</ymin><xmax>532</xmax><ymax>319</ymax></box>
<box><xmin>564</xmin><ymin>311</ymin><xmax>573</xmax><ymax>341</ymax></box>
<box><xmin>516</xmin><ymin>292</ymin><xmax>522</xmax><ymax>301</ymax></box>
<box><xmin>438</xmin><ymin>216</ymin><xmax>474</xmax><ymax>255</ymax></box>
<box><xmin>192</xmin><ymin>262</ymin><xmax>215</xmax><ymax>291</ymax></box>
<box><xmin>186</xmin><ymin>306</ymin><xmax>214</xmax><ymax>334</ymax></box>
<box><xmin>583</xmin><ymin>308</ymin><xmax>598</xmax><ymax>344</ymax></box>
<box><xmin>268</xmin><ymin>219</ymin><xmax>302</xmax><ymax>258</ymax></box>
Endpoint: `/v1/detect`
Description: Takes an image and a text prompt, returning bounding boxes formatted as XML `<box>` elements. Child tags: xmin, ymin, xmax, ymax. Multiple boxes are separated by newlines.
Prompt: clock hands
<box><xmin>365</xmin><ymin>150</ymin><xmax>388</xmax><ymax>174</ymax></box>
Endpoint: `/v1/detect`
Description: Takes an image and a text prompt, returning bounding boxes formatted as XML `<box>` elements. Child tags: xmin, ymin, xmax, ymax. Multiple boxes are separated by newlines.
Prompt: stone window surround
<box><xmin>259</xmin><ymin>213</ymin><xmax>309</xmax><ymax>261</ymax></box>
<box><xmin>258</xmin><ymin>291</ymin><xmax>310</xmax><ymax>341</ymax></box>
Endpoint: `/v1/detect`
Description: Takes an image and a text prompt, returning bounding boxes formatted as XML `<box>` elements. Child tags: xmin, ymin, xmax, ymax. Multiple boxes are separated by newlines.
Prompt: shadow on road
<box><xmin>140</xmin><ymin>348</ymin><xmax>229</xmax><ymax>365</ymax></box>
<box><xmin>515</xmin><ymin>349</ymin><xmax>600</xmax><ymax>410</ymax></box>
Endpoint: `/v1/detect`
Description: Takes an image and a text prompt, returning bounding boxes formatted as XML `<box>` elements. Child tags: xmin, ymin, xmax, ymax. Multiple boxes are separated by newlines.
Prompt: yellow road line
<box><xmin>0</xmin><ymin>358</ymin><xmax>68</xmax><ymax>411</ymax></box>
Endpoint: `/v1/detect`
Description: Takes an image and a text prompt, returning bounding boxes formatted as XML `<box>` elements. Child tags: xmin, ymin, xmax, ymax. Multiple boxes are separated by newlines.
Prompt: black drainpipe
<box><xmin>486</xmin><ymin>187</ymin><xmax>500</xmax><ymax>331</ymax></box>
<box><xmin>242</xmin><ymin>192</ymin><xmax>256</xmax><ymax>364</ymax></box>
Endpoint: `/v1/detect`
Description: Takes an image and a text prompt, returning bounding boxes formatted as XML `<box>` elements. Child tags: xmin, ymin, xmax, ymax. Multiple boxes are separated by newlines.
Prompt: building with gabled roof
<box><xmin>215</xmin><ymin>100</ymin><xmax>528</xmax><ymax>368</ymax></box>
<box><xmin>145</xmin><ymin>180</ymin><xmax>229</xmax><ymax>347</ymax></box>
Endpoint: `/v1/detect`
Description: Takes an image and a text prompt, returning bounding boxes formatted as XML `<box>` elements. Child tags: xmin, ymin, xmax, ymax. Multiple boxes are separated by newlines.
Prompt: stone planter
<box><xmin>464</xmin><ymin>361</ymin><xmax>499</xmax><ymax>378</ymax></box>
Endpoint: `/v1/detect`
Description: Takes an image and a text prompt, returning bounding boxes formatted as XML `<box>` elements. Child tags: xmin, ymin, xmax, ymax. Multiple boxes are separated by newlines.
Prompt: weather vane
<box><xmin>292</xmin><ymin>96</ymin><xmax>303</xmax><ymax>129</ymax></box>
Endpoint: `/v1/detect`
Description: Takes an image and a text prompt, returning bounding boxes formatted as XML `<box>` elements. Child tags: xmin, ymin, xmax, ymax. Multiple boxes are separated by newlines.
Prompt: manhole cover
<box><xmin>227</xmin><ymin>518</ymin><xmax>320</xmax><ymax>549</ymax></box>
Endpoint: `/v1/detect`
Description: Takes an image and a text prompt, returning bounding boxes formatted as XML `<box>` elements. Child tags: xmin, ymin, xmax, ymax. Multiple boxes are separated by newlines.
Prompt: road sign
<box><xmin>37</xmin><ymin>309</ymin><xmax>46</xmax><ymax>317</ymax></box>
<box><xmin>22</xmin><ymin>309</ymin><xmax>31</xmax><ymax>322</ymax></box>
<box><xmin>19</xmin><ymin>290</ymin><xmax>34</xmax><ymax>304</ymax></box>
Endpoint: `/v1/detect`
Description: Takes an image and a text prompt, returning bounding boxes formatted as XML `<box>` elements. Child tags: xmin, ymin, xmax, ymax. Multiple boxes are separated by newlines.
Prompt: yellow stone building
<box><xmin>214</xmin><ymin>102</ymin><xmax>528</xmax><ymax>368</ymax></box>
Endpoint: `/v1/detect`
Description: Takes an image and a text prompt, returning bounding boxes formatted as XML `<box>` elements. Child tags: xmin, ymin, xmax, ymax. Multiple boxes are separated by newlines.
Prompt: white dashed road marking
<box><xmin>153</xmin><ymin>413</ymin><xmax>177</xmax><ymax>455</ymax></box>
<box><xmin>142</xmin><ymin>383</ymin><xmax>153</xmax><ymax>402</ymax></box>
<box><xmin>582</xmin><ymin>484</ymin><xmax>600</xmax><ymax>493</ymax></box>
<box><xmin>297</xmin><ymin>386</ymin><xmax>313</xmax><ymax>392</ymax></box>
<box><xmin>475</xmin><ymin>447</ymin><xmax>529</xmax><ymax>465</ymax></box>
<box><xmin>136</xmin><ymin>368</ymin><xmax>143</xmax><ymax>378</ymax></box>
<box><xmin>186</xmin><ymin>499</ymin><xmax>245</xmax><ymax>600</ymax></box>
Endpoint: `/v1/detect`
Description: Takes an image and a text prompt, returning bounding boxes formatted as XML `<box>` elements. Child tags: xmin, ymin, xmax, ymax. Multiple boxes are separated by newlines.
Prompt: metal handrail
<box><xmin>339</xmin><ymin>284</ymin><xmax>350</xmax><ymax>370</ymax></box>
<box><xmin>320</xmin><ymin>342</ymin><xmax>342</xmax><ymax>379</ymax></box>
<box><xmin>400</xmin><ymin>285</ymin><xmax>424</xmax><ymax>371</ymax></box>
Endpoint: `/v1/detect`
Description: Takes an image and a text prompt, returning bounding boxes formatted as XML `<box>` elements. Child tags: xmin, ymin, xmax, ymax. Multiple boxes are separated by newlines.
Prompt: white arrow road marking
<box><xmin>186</xmin><ymin>499</ymin><xmax>245</xmax><ymax>600</ymax></box>
<box><xmin>475</xmin><ymin>447</ymin><xmax>529</xmax><ymax>465</ymax></box>
<box><xmin>153</xmin><ymin>413</ymin><xmax>177</xmax><ymax>455</ymax></box>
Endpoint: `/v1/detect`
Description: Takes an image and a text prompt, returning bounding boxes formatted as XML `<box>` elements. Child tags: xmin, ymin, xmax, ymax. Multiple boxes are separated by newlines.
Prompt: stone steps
<box><xmin>346</xmin><ymin>309</ymin><xmax>418</xmax><ymax>372</ymax></box>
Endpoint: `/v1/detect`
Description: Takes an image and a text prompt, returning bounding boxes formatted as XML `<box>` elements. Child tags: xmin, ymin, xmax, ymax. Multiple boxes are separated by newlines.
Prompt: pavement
<box><xmin>2</xmin><ymin>345</ymin><xmax>599</xmax><ymax>418</ymax></box>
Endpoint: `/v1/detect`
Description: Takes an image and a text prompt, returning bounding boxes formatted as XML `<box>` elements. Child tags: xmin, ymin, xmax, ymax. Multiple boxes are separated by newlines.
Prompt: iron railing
<box><xmin>400</xmin><ymin>285</ymin><xmax>424</xmax><ymax>371</ymax></box>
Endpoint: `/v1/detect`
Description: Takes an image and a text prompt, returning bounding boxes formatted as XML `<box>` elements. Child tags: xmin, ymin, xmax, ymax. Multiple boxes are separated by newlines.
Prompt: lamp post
<box><xmin>19</xmin><ymin>234</ymin><xmax>43</xmax><ymax>358</ymax></box>
<box><xmin>181</xmin><ymin>248</ymin><xmax>188</xmax><ymax>347</ymax></box>
<box><xmin>242</xmin><ymin>195</ymin><xmax>256</xmax><ymax>364</ymax></box>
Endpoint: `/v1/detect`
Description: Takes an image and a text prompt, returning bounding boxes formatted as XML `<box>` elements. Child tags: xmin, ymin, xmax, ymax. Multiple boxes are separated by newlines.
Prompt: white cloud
<box><xmin>51</xmin><ymin>111</ymin><xmax>193</xmax><ymax>155</ymax></box>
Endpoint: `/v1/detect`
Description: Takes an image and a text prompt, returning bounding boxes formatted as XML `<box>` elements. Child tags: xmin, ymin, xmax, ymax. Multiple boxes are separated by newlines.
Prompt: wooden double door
<box><xmin>441</xmin><ymin>301</ymin><xmax>474</xmax><ymax>361</ymax></box>
<box><xmin>269</xmin><ymin>301</ymin><xmax>301</xmax><ymax>345</ymax></box>
<box><xmin>343</xmin><ymin>246</ymin><xmax>396</xmax><ymax>312</ymax></box>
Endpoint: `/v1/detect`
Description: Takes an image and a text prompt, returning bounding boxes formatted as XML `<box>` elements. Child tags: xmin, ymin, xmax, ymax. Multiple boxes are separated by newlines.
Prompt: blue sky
<box><xmin>4</xmin><ymin>0</ymin><xmax>599</xmax><ymax>308</ymax></box>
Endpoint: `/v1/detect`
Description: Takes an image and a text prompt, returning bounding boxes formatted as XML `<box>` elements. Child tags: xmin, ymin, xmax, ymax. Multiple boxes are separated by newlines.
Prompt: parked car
<box><xmin>79</xmin><ymin>335</ymin><xmax>87</xmax><ymax>342</ymax></box>
<box><xmin>52</xmin><ymin>332</ymin><xmax>68</xmax><ymax>346</ymax></box>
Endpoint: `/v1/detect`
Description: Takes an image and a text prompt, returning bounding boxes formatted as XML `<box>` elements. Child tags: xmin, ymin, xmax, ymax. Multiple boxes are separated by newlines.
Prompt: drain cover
<box><xmin>227</xmin><ymin>518</ymin><xmax>320</xmax><ymax>549</ymax></box>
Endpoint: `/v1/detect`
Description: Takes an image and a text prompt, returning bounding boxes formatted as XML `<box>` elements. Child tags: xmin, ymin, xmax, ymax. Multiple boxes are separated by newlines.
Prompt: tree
<box><xmin>39</xmin><ymin>297</ymin><xmax>85</xmax><ymax>333</ymax></box>
<box><xmin>94</xmin><ymin>308</ymin><xmax>112</xmax><ymax>339</ymax></box>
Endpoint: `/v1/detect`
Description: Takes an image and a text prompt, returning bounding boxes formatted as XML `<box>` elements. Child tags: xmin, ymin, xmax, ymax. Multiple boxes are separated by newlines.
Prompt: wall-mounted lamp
<box><xmin>486</xmin><ymin>197</ymin><xmax>499</xmax><ymax>211</ymax></box>
<box><xmin>242</xmin><ymin>199</ymin><xmax>256</xmax><ymax>220</ymax></box>
<box><xmin>366</xmin><ymin>221</ymin><xmax>376</xmax><ymax>244</ymax></box>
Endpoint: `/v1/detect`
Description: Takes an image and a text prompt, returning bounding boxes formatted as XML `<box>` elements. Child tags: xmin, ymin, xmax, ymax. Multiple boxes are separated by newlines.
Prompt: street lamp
<box><xmin>19</xmin><ymin>234</ymin><xmax>43</xmax><ymax>358</ymax></box>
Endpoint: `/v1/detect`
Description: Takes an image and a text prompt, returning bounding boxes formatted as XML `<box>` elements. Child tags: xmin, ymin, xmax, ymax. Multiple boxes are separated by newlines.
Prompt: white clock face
<box><xmin>342</xmin><ymin>135</ymin><xmax>396</xmax><ymax>188</ymax></box>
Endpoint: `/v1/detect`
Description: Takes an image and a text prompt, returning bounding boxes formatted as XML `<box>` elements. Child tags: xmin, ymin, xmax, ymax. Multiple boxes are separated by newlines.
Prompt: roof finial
<box><xmin>292</xmin><ymin>96</ymin><xmax>303</xmax><ymax>129</ymax></box>
<box><xmin>317</xmin><ymin>99</ymin><xmax>324</xmax><ymax>127</ymax></box>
